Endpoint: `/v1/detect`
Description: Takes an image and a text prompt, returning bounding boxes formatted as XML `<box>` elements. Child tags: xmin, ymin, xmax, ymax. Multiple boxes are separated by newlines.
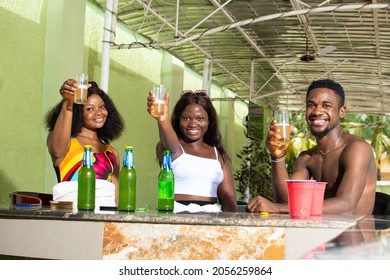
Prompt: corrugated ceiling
<box><xmin>93</xmin><ymin>0</ymin><xmax>390</xmax><ymax>116</ymax></box>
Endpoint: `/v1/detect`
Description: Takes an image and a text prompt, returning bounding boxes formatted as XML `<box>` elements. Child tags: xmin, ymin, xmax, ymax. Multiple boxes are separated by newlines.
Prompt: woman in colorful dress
<box><xmin>45</xmin><ymin>79</ymin><xmax>124</xmax><ymax>205</ymax></box>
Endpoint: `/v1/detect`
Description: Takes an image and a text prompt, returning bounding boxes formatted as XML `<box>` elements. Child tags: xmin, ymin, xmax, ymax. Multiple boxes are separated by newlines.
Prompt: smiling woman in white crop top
<box><xmin>147</xmin><ymin>89</ymin><xmax>238</xmax><ymax>212</ymax></box>
<box><xmin>172</xmin><ymin>144</ymin><xmax>224</xmax><ymax>199</ymax></box>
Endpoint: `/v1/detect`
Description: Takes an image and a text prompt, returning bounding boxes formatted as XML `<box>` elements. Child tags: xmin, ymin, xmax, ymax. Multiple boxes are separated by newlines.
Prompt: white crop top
<box><xmin>171</xmin><ymin>145</ymin><xmax>224</xmax><ymax>198</ymax></box>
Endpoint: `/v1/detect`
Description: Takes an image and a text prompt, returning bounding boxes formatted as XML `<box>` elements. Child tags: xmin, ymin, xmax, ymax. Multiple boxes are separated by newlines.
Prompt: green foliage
<box><xmin>234</xmin><ymin>139</ymin><xmax>273</xmax><ymax>202</ymax></box>
<box><xmin>342</xmin><ymin>114</ymin><xmax>390</xmax><ymax>180</ymax></box>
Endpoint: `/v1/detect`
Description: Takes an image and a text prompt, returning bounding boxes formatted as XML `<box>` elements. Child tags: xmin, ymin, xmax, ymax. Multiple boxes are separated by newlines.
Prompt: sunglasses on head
<box><xmin>180</xmin><ymin>90</ymin><xmax>208</xmax><ymax>98</ymax></box>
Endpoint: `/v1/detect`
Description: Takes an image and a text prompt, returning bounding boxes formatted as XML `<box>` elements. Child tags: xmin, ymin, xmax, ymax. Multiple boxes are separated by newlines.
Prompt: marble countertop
<box><xmin>304</xmin><ymin>215</ymin><xmax>390</xmax><ymax>259</ymax></box>
<box><xmin>0</xmin><ymin>205</ymin><xmax>358</xmax><ymax>228</ymax></box>
<box><xmin>2</xmin><ymin>204</ymin><xmax>389</xmax><ymax>260</ymax></box>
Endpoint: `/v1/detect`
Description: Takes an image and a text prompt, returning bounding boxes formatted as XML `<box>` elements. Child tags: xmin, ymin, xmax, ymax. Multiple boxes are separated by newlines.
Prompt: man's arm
<box><xmin>246</xmin><ymin>151</ymin><xmax>311</xmax><ymax>213</ymax></box>
<box><xmin>322</xmin><ymin>139</ymin><xmax>376</xmax><ymax>214</ymax></box>
<box><xmin>272</xmin><ymin>151</ymin><xmax>312</xmax><ymax>202</ymax></box>
<box><xmin>270</xmin><ymin>156</ymin><xmax>290</xmax><ymax>203</ymax></box>
<box><xmin>266</xmin><ymin>119</ymin><xmax>291</xmax><ymax>202</ymax></box>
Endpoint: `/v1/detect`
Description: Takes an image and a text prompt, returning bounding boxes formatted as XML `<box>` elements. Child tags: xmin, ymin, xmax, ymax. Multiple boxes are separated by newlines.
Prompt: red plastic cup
<box><xmin>311</xmin><ymin>182</ymin><xmax>327</xmax><ymax>216</ymax></box>
<box><xmin>286</xmin><ymin>180</ymin><xmax>315</xmax><ymax>219</ymax></box>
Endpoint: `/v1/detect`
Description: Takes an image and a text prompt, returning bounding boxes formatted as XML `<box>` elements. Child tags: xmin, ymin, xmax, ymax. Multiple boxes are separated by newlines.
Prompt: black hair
<box><xmin>44</xmin><ymin>81</ymin><xmax>124</xmax><ymax>144</ymax></box>
<box><xmin>306</xmin><ymin>79</ymin><xmax>345</xmax><ymax>107</ymax></box>
<box><xmin>171</xmin><ymin>95</ymin><xmax>229</xmax><ymax>161</ymax></box>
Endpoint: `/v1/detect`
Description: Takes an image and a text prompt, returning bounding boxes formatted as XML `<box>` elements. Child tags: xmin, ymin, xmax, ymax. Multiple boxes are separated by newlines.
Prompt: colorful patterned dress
<box><xmin>54</xmin><ymin>138</ymin><xmax>116</xmax><ymax>183</ymax></box>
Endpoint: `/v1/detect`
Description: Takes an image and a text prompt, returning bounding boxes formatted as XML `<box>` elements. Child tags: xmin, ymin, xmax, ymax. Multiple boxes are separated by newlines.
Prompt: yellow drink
<box><xmin>74</xmin><ymin>85</ymin><xmax>88</xmax><ymax>104</ymax></box>
<box><xmin>151</xmin><ymin>99</ymin><xmax>165</xmax><ymax>117</ymax></box>
<box><xmin>275</xmin><ymin>123</ymin><xmax>290</xmax><ymax>145</ymax></box>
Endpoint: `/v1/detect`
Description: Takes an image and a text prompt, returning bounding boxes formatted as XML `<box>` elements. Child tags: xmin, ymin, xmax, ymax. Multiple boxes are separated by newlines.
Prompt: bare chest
<box><xmin>180</xmin><ymin>142</ymin><xmax>217</xmax><ymax>160</ymax></box>
<box><xmin>307</xmin><ymin>153</ymin><xmax>343</xmax><ymax>195</ymax></box>
<box><xmin>76</xmin><ymin>136</ymin><xmax>106</xmax><ymax>153</ymax></box>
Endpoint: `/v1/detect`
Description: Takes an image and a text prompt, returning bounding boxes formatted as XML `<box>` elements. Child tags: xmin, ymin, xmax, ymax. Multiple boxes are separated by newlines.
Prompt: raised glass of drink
<box><xmin>151</xmin><ymin>84</ymin><xmax>165</xmax><ymax>117</ymax></box>
<box><xmin>274</xmin><ymin>109</ymin><xmax>290</xmax><ymax>145</ymax></box>
<box><xmin>74</xmin><ymin>73</ymin><xmax>88</xmax><ymax>104</ymax></box>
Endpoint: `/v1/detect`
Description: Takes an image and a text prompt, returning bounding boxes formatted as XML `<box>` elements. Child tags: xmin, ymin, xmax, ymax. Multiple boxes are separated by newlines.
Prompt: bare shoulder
<box><xmin>297</xmin><ymin>146</ymin><xmax>317</xmax><ymax>159</ymax></box>
<box><xmin>341</xmin><ymin>134</ymin><xmax>375</xmax><ymax>162</ymax></box>
<box><xmin>109</xmin><ymin>145</ymin><xmax>120</xmax><ymax>164</ymax></box>
<box><xmin>343</xmin><ymin>133</ymin><xmax>373</xmax><ymax>152</ymax></box>
<box><xmin>110</xmin><ymin>145</ymin><xmax>119</xmax><ymax>157</ymax></box>
<box><xmin>162</xmin><ymin>141</ymin><xmax>183</xmax><ymax>161</ymax></box>
<box><xmin>219</xmin><ymin>152</ymin><xmax>232</xmax><ymax>167</ymax></box>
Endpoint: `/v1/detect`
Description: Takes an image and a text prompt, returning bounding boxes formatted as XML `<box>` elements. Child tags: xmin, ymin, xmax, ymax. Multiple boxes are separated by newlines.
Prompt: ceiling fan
<box><xmin>300</xmin><ymin>35</ymin><xmax>336</xmax><ymax>62</ymax></box>
<box><xmin>283</xmin><ymin>34</ymin><xmax>337</xmax><ymax>63</ymax></box>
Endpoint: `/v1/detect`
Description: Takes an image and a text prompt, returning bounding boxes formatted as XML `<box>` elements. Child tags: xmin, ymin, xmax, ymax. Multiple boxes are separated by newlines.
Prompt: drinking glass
<box><xmin>74</xmin><ymin>73</ymin><xmax>88</xmax><ymax>104</ymax></box>
<box><xmin>274</xmin><ymin>109</ymin><xmax>291</xmax><ymax>145</ymax></box>
<box><xmin>151</xmin><ymin>84</ymin><xmax>165</xmax><ymax>117</ymax></box>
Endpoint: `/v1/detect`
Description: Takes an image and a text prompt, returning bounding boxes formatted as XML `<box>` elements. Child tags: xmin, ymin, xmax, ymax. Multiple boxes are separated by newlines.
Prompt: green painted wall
<box><xmin>1</xmin><ymin>0</ymin><xmax>49</xmax><ymax>203</ymax></box>
<box><xmin>0</xmin><ymin>0</ymin><xmax>249</xmax><ymax>209</ymax></box>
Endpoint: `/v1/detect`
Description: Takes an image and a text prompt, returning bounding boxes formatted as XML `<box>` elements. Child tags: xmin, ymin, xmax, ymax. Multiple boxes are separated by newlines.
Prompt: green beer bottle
<box><xmin>157</xmin><ymin>150</ymin><xmax>174</xmax><ymax>211</ymax></box>
<box><xmin>77</xmin><ymin>145</ymin><xmax>96</xmax><ymax>211</ymax></box>
<box><xmin>118</xmin><ymin>146</ymin><xmax>137</xmax><ymax>212</ymax></box>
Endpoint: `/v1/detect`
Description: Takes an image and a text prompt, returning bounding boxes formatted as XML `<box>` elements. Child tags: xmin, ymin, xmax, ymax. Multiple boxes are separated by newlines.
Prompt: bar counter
<box><xmin>0</xmin><ymin>205</ymin><xmax>388</xmax><ymax>260</ymax></box>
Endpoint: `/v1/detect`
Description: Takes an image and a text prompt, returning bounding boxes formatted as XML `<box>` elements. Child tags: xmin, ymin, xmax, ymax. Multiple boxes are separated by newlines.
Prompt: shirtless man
<box><xmin>246</xmin><ymin>79</ymin><xmax>377</xmax><ymax>215</ymax></box>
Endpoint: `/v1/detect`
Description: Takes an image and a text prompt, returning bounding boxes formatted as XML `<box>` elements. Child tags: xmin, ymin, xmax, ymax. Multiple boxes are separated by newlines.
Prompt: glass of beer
<box><xmin>274</xmin><ymin>109</ymin><xmax>290</xmax><ymax>145</ymax></box>
<box><xmin>151</xmin><ymin>84</ymin><xmax>165</xmax><ymax>117</ymax></box>
<box><xmin>74</xmin><ymin>73</ymin><xmax>88</xmax><ymax>104</ymax></box>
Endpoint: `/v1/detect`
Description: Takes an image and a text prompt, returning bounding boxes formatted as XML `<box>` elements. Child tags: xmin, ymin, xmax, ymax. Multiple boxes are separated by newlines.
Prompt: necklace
<box><xmin>319</xmin><ymin>132</ymin><xmax>342</xmax><ymax>155</ymax></box>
